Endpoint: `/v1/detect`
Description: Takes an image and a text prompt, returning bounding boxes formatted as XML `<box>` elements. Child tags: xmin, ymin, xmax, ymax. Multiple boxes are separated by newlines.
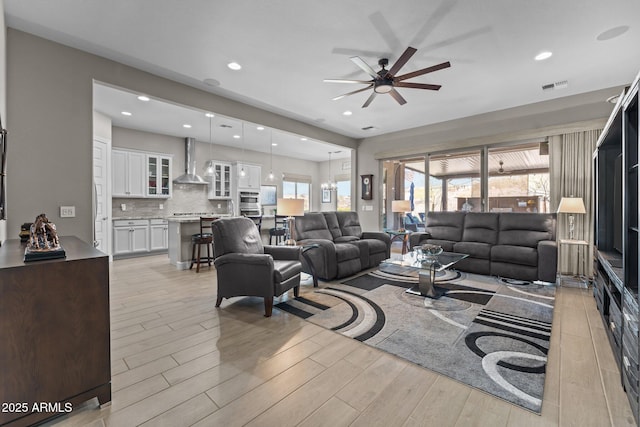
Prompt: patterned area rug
<box><xmin>276</xmin><ymin>268</ymin><xmax>556</xmax><ymax>413</ymax></box>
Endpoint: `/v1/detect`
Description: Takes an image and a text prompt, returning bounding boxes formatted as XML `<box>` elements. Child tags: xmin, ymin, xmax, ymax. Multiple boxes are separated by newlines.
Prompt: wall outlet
<box><xmin>121</xmin><ymin>204</ymin><xmax>126</xmax><ymax>211</ymax></box>
<box><xmin>217</xmin><ymin>203</ymin><xmax>221</xmax><ymax>209</ymax></box>
<box><xmin>159</xmin><ymin>203</ymin><xmax>164</xmax><ymax>210</ymax></box>
<box><xmin>60</xmin><ymin>206</ymin><xmax>76</xmax><ymax>218</ymax></box>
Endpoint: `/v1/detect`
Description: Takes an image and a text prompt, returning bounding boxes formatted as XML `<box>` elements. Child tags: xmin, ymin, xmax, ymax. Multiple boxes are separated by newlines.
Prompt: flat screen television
<box><xmin>613</xmin><ymin>153</ymin><xmax>623</xmax><ymax>253</ymax></box>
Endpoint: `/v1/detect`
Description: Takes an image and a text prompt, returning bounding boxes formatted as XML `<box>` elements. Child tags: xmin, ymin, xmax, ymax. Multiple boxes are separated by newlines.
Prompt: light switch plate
<box><xmin>60</xmin><ymin>206</ymin><xmax>76</xmax><ymax>218</ymax></box>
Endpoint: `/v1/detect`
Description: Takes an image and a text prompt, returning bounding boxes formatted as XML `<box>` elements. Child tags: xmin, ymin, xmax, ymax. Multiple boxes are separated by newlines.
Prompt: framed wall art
<box><xmin>322</xmin><ymin>188</ymin><xmax>331</xmax><ymax>203</ymax></box>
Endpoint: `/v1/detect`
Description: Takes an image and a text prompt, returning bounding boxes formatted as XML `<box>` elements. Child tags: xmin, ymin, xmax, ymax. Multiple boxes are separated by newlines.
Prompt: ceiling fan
<box><xmin>324</xmin><ymin>46</ymin><xmax>450</xmax><ymax>108</ymax></box>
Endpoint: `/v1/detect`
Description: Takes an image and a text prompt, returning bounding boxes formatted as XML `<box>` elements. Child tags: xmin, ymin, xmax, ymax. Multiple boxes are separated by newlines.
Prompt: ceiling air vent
<box><xmin>542</xmin><ymin>80</ymin><xmax>568</xmax><ymax>91</ymax></box>
<box><xmin>361</xmin><ymin>126</ymin><xmax>377</xmax><ymax>131</ymax></box>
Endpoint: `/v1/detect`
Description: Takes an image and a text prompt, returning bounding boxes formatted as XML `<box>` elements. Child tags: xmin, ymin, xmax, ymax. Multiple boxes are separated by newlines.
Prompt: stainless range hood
<box><xmin>173</xmin><ymin>137</ymin><xmax>207</xmax><ymax>185</ymax></box>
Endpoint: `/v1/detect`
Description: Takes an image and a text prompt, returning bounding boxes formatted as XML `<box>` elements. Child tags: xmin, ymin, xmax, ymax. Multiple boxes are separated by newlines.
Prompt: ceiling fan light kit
<box><xmin>324</xmin><ymin>46</ymin><xmax>450</xmax><ymax>108</ymax></box>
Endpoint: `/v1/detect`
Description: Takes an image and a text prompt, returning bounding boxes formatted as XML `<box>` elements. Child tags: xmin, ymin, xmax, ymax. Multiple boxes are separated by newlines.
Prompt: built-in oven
<box><xmin>239</xmin><ymin>191</ymin><xmax>261</xmax><ymax>216</ymax></box>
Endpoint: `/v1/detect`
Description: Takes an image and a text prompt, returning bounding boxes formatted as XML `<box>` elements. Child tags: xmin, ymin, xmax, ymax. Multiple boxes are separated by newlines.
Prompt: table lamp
<box><xmin>276</xmin><ymin>198</ymin><xmax>305</xmax><ymax>245</ymax></box>
<box><xmin>391</xmin><ymin>200</ymin><xmax>411</xmax><ymax>232</ymax></box>
<box><xmin>557</xmin><ymin>197</ymin><xmax>586</xmax><ymax>240</ymax></box>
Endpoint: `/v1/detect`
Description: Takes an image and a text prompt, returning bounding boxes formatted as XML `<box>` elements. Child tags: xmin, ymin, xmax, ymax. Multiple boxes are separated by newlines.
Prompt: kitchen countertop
<box><xmin>167</xmin><ymin>214</ymin><xmax>232</xmax><ymax>223</ymax></box>
<box><xmin>113</xmin><ymin>216</ymin><xmax>168</xmax><ymax>221</ymax></box>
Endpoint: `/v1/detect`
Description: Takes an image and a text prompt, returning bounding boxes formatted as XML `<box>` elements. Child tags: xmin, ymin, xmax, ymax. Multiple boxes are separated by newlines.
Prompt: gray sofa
<box><xmin>294</xmin><ymin>211</ymin><xmax>391</xmax><ymax>280</ymax></box>
<box><xmin>409</xmin><ymin>211</ymin><xmax>557</xmax><ymax>283</ymax></box>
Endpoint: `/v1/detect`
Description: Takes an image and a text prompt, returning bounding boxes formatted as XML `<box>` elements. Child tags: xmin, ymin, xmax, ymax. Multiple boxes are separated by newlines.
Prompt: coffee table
<box><xmin>379</xmin><ymin>251</ymin><xmax>469</xmax><ymax>298</ymax></box>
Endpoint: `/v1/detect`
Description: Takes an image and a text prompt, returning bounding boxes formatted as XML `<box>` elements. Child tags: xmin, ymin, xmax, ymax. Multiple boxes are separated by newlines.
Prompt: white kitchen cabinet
<box><xmin>207</xmin><ymin>161</ymin><xmax>232</xmax><ymax>199</ymax></box>
<box><xmin>149</xmin><ymin>219</ymin><xmax>169</xmax><ymax>250</ymax></box>
<box><xmin>112</xmin><ymin>149</ymin><xmax>146</xmax><ymax>197</ymax></box>
<box><xmin>147</xmin><ymin>154</ymin><xmax>172</xmax><ymax>198</ymax></box>
<box><xmin>236</xmin><ymin>163</ymin><xmax>261</xmax><ymax>189</ymax></box>
<box><xmin>113</xmin><ymin>219</ymin><xmax>149</xmax><ymax>255</ymax></box>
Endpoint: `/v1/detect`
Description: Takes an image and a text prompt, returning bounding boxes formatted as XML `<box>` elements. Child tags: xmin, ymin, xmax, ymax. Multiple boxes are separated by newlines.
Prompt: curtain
<box><xmin>550</xmin><ymin>129</ymin><xmax>601</xmax><ymax>277</ymax></box>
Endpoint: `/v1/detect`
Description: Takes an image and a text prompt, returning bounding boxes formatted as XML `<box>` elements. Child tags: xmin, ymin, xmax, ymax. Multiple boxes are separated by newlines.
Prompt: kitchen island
<box><xmin>167</xmin><ymin>215</ymin><xmax>230</xmax><ymax>269</ymax></box>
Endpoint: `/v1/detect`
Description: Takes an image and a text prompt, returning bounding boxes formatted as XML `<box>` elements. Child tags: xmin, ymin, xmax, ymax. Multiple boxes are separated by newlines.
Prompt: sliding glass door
<box><xmin>428</xmin><ymin>150</ymin><xmax>481</xmax><ymax>212</ymax></box>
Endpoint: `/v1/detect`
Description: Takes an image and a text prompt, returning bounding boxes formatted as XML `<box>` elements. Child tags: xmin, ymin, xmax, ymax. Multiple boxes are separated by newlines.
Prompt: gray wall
<box><xmin>6</xmin><ymin>29</ymin><xmax>356</xmax><ymax>243</ymax></box>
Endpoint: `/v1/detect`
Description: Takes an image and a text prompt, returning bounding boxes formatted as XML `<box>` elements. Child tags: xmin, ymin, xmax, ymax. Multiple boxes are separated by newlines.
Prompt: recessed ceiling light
<box><xmin>205</xmin><ymin>112</ymin><xmax>214</xmax><ymax>118</ymax></box>
<box><xmin>343</xmin><ymin>110</ymin><xmax>353</xmax><ymax>116</ymax></box>
<box><xmin>203</xmin><ymin>78</ymin><xmax>220</xmax><ymax>86</ymax></box>
<box><xmin>301</xmin><ymin>137</ymin><xmax>308</xmax><ymax>141</ymax></box>
<box><xmin>256</xmin><ymin>126</ymin><xmax>265</xmax><ymax>131</ymax></box>
<box><xmin>272</xmin><ymin>143</ymin><xmax>278</xmax><ymax>146</ymax></box>
<box><xmin>534</xmin><ymin>51</ymin><xmax>553</xmax><ymax>61</ymax></box>
<box><xmin>227</xmin><ymin>62</ymin><xmax>242</xmax><ymax>71</ymax></box>
<box><xmin>137</xmin><ymin>95</ymin><xmax>150</xmax><ymax>102</ymax></box>
<box><xmin>233</xmin><ymin>135</ymin><xmax>240</xmax><ymax>139</ymax></box>
<box><xmin>121</xmin><ymin>111</ymin><xmax>132</xmax><ymax>116</ymax></box>
<box><xmin>183</xmin><ymin>124</ymin><xmax>192</xmax><ymax>128</ymax></box>
<box><xmin>597</xmin><ymin>26</ymin><xmax>629</xmax><ymax>41</ymax></box>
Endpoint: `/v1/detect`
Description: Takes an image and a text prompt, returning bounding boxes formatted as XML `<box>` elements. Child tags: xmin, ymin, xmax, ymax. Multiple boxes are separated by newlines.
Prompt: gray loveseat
<box><xmin>409</xmin><ymin>211</ymin><xmax>557</xmax><ymax>283</ymax></box>
<box><xmin>294</xmin><ymin>211</ymin><xmax>391</xmax><ymax>280</ymax></box>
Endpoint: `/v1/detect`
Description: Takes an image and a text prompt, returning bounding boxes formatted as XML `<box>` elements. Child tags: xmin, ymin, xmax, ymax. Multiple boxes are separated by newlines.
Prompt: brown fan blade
<box><xmin>388</xmin><ymin>89</ymin><xmax>407</xmax><ymax>105</ymax></box>
<box><xmin>394</xmin><ymin>82</ymin><xmax>442</xmax><ymax>90</ymax></box>
<box><xmin>350</xmin><ymin>56</ymin><xmax>380</xmax><ymax>80</ymax></box>
<box><xmin>332</xmin><ymin>84</ymin><xmax>373</xmax><ymax>101</ymax></box>
<box><xmin>386</xmin><ymin>47</ymin><xmax>417</xmax><ymax>77</ymax></box>
<box><xmin>395</xmin><ymin>61</ymin><xmax>451</xmax><ymax>82</ymax></box>
<box><xmin>362</xmin><ymin>92</ymin><xmax>377</xmax><ymax>108</ymax></box>
<box><xmin>323</xmin><ymin>79</ymin><xmax>373</xmax><ymax>84</ymax></box>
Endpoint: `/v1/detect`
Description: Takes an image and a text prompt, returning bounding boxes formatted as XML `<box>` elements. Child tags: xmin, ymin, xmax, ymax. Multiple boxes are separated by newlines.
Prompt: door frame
<box><xmin>93</xmin><ymin>136</ymin><xmax>112</xmax><ymax>259</ymax></box>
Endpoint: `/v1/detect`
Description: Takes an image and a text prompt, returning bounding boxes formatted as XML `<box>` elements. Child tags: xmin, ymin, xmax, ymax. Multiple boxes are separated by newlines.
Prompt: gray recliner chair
<box><xmin>212</xmin><ymin>217</ymin><xmax>303</xmax><ymax>317</ymax></box>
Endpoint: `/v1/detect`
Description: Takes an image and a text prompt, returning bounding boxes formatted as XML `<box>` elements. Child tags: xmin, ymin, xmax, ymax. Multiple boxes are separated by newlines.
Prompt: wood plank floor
<box><xmin>44</xmin><ymin>252</ymin><xmax>636</xmax><ymax>427</ymax></box>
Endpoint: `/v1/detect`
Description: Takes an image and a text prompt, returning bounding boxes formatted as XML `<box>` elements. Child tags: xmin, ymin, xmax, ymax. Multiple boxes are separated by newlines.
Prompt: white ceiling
<box><xmin>5</xmin><ymin>0</ymin><xmax>640</xmax><ymax>145</ymax></box>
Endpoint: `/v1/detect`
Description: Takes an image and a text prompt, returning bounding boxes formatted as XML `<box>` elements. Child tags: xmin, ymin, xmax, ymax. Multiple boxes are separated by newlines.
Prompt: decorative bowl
<box><xmin>420</xmin><ymin>244</ymin><xmax>443</xmax><ymax>257</ymax></box>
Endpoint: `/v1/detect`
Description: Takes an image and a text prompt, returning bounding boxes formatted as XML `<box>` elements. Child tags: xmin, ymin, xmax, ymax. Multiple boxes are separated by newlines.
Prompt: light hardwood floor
<box><xmin>44</xmin><ymin>253</ymin><xmax>637</xmax><ymax>427</ymax></box>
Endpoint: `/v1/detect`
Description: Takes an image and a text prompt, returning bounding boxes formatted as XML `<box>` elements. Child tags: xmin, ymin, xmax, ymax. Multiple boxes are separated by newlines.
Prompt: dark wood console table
<box><xmin>0</xmin><ymin>236</ymin><xmax>111</xmax><ymax>426</ymax></box>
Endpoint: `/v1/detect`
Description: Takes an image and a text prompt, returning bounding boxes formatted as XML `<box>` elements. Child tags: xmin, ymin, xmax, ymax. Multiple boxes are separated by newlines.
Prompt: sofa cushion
<box><xmin>498</xmin><ymin>213</ymin><xmax>556</xmax><ymax>248</ymax></box>
<box><xmin>334</xmin><ymin>243</ymin><xmax>360</xmax><ymax>262</ymax></box>
<box><xmin>426</xmin><ymin>212</ymin><xmax>466</xmax><ymax>242</ymax></box>
<box><xmin>491</xmin><ymin>245</ymin><xmax>538</xmax><ymax>267</ymax></box>
<box><xmin>322</xmin><ymin>212</ymin><xmax>343</xmax><ymax>240</ymax></box>
<box><xmin>295</xmin><ymin>212</ymin><xmax>334</xmax><ymax>241</ymax></box>
<box><xmin>336</xmin><ymin>211</ymin><xmax>363</xmax><ymax>237</ymax></box>
<box><xmin>453</xmin><ymin>241</ymin><xmax>492</xmax><ymax>259</ymax></box>
<box><xmin>335</xmin><ymin>235</ymin><xmax>360</xmax><ymax>243</ymax></box>
<box><xmin>462</xmin><ymin>213</ymin><xmax>499</xmax><ymax>244</ymax></box>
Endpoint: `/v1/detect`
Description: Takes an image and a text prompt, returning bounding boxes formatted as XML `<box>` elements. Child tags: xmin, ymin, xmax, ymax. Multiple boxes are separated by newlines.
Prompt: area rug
<box><xmin>275</xmin><ymin>268</ymin><xmax>556</xmax><ymax>413</ymax></box>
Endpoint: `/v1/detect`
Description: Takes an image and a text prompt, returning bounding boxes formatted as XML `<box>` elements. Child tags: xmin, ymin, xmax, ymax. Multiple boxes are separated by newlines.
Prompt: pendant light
<box><xmin>203</xmin><ymin>113</ymin><xmax>214</xmax><ymax>177</ymax></box>
<box><xmin>321</xmin><ymin>151</ymin><xmax>337</xmax><ymax>190</ymax></box>
<box><xmin>268</xmin><ymin>130</ymin><xmax>275</xmax><ymax>181</ymax></box>
<box><xmin>239</xmin><ymin>122</ymin><xmax>246</xmax><ymax>177</ymax></box>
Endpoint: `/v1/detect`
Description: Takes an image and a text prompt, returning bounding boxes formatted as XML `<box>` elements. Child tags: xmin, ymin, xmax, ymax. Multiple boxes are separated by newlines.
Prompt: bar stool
<box><xmin>190</xmin><ymin>217</ymin><xmax>216</xmax><ymax>273</ymax></box>
<box><xmin>269</xmin><ymin>227</ymin><xmax>287</xmax><ymax>245</ymax></box>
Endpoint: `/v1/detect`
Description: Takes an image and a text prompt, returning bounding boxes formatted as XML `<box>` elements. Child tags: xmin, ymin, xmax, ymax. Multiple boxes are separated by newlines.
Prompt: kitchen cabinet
<box><xmin>236</xmin><ymin>163</ymin><xmax>261</xmax><ymax>189</ymax></box>
<box><xmin>112</xmin><ymin>149</ymin><xmax>146</xmax><ymax>197</ymax></box>
<box><xmin>149</xmin><ymin>219</ymin><xmax>169</xmax><ymax>250</ymax></box>
<box><xmin>208</xmin><ymin>161</ymin><xmax>232</xmax><ymax>199</ymax></box>
<box><xmin>147</xmin><ymin>154</ymin><xmax>172</xmax><ymax>197</ymax></box>
<box><xmin>113</xmin><ymin>219</ymin><xmax>149</xmax><ymax>255</ymax></box>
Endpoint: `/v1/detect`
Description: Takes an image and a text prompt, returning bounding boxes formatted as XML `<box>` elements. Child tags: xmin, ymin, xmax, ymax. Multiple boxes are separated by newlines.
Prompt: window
<box><xmin>336</xmin><ymin>179</ymin><xmax>351</xmax><ymax>211</ymax></box>
<box><xmin>429</xmin><ymin>150</ymin><xmax>481</xmax><ymax>212</ymax></box>
<box><xmin>382</xmin><ymin>158</ymin><xmax>425</xmax><ymax>229</ymax></box>
<box><xmin>487</xmin><ymin>143</ymin><xmax>550</xmax><ymax>213</ymax></box>
<box><xmin>282</xmin><ymin>179</ymin><xmax>310</xmax><ymax>211</ymax></box>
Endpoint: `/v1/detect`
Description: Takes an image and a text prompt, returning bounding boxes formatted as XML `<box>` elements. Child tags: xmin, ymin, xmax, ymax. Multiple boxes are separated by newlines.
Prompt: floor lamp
<box><xmin>557</xmin><ymin>197</ymin><xmax>586</xmax><ymax>240</ymax></box>
<box><xmin>391</xmin><ymin>200</ymin><xmax>411</xmax><ymax>232</ymax></box>
<box><xmin>276</xmin><ymin>198</ymin><xmax>304</xmax><ymax>245</ymax></box>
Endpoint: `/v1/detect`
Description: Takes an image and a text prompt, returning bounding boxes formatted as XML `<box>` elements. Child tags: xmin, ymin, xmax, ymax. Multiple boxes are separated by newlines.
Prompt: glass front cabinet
<box><xmin>208</xmin><ymin>161</ymin><xmax>232</xmax><ymax>199</ymax></box>
<box><xmin>147</xmin><ymin>154</ymin><xmax>172</xmax><ymax>197</ymax></box>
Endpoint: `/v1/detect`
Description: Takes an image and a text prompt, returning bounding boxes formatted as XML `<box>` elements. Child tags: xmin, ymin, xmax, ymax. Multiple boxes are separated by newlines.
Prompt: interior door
<box><xmin>93</xmin><ymin>139</ymin><xmax>110</xmax><ymax>253</ymax></box>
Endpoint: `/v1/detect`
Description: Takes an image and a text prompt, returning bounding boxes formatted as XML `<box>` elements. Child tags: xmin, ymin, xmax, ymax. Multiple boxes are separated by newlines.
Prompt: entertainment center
<box><xmin>594</xmin><ymin>71</ymin><xmax>639</xmax><ymax>424</ymax></box>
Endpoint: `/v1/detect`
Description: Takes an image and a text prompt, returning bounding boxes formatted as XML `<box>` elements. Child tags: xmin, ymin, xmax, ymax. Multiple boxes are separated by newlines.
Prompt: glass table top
<box><xmin>380</xmin><ymin>251</ymin><xmax>469</xmax><ymax>273</ymax></box>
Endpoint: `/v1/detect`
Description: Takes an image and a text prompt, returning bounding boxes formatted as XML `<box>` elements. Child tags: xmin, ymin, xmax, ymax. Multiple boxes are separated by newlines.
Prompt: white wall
<box><xmin>6</xmin><ymin>29</ymin><xmax>356</xmax><ymax>243</ymax></box>
<box><xmin>0</xmin><ymin>0</ymin><xmax>6</xmax><ymax>243</ymax></box>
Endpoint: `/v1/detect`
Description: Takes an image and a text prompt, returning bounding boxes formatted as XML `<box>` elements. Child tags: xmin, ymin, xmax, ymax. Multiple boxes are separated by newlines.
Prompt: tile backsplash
<box><xmin>112</xmin><ymin>184</ymin><xmax>232</xmax><ymax>218</ymax></box>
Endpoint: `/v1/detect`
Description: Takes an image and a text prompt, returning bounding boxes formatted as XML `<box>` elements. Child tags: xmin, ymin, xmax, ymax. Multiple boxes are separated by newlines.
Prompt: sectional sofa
<box><xmin>294</xmin><ymin>211</ymin><xmax>391</xmax><ymax>280</ymax></box>
<box><xmin>409</xmin><ymin>211</ymin><xmax>558</xmax><ymax>283</ymax></box>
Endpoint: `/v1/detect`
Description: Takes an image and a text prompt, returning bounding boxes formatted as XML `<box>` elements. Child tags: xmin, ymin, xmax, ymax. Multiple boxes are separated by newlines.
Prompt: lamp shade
<box><xmin>391</xmin><ymin>200</ymin><xmax>411</xmax><ymax>213</ymax></box>
<box><xmin>557</xmin><ymin>197</ymin><xmax>586</xmax><ymax>214</ymax></box>
<box><xmin>277</xmin><ymin>198</ymin><xmax>304</xmax><ymax>217</ymax></box>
